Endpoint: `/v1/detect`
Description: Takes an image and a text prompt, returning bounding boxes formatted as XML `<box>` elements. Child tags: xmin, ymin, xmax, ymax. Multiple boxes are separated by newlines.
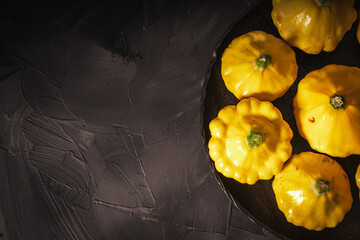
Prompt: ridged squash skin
<box><xmin>273</xmin><ymin>152</ymin><xmax>353</xmax><ymax>231</ymax></box>
<box><xmin>208</xmin><ymin>97</ymin><xmax>293</xmax><ymax>185</ymax></box>
<box><xmin>221</xmin><ymin>30</ymin><xmax>298</xmax><ymax>101</ymax></box>
<box><xmin>272</xmin><ymin>0</ymin><xmax>357</xmax><ymax>54</ymax></box>
<box><xmin>293</xmin><ymin>64</ymin><xmax>360</xmax><ymax>158</ymax></box>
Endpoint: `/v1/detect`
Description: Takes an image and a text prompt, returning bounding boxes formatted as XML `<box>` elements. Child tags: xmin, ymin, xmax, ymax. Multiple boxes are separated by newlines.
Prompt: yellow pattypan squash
<box><xmin>272</xmin><ymin>0</ymin><xmax>357</xmax><ymax>54</ymax></box>
<box><xmin>293</xmin><ymin>64</ymin><xmax>360</xmax><ymax>158</ymax></box>
<box><xmin>356</xmin><ymin>164</ymin><xmax>360</xmax><ymax>198</ymax></box>
<box><xmin>208</xmin><ymin>97</ymin><xmax>293</xmax><ymax>185</ymax></box>
<box><xmin>221</xmin><ymin>30</ymin><xmax>298</xmax><ymax>101</ymax></box>
<box><xmin>273</xmin><ymin>152</ymin><xmax>353</xmax><ymax>231</ymax></box>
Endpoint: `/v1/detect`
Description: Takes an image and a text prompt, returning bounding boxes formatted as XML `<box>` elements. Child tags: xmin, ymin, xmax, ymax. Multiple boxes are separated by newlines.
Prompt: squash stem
<box><xmin>315</xmin><ymin>0</ymin><xmax>332</xmax><ymax>6</ymax></box>
<box><xmin>315</xmin><ymin>179</ymin><xmax>330</xmax><ymax>195</ymax></box>
<box><xmin>253</xmin><ymin>55</ymin><xmax>272</xmax><ymax>72</ymax></box>
<box><xmin>246</xmin><ymin>130</ymin><xmax>263</xmax><ymax>149</ymax></box>
<box><xmin>329</xmin><ymin>94</ymin><xmax>346</xmax><ymax>110</ymax></box>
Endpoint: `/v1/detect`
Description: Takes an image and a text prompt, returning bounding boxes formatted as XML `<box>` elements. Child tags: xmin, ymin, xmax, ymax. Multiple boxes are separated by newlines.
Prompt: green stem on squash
<box><xmin>315</xmin><ymin>179</ymin><xmax>330</xmax><ymax>195</ymax></box>
<box><xmin>329</xmin><ymin>94</ymin><xmax>346</xmax><ymax>110</ymax></box>
<box><xmin>253</xmin><ymin>55</ymin><xmax>272</xmax><ymax>72</ymax></box>
<box><xmin>246</xmin><ymin>130</ymin><xmax>263</xmax><ymax>149</ymax></box>
<box><xmin>315</xmin><ymin>0</ymin><xmax>332</xmax><ymax>6</ymax></box>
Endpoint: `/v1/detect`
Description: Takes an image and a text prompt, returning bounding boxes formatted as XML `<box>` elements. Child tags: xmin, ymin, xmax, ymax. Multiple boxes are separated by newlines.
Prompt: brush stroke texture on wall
<box><xmin>0</xmin><ymin>1</ymin><xmax>279</xmax><ymax>239</ymax></box>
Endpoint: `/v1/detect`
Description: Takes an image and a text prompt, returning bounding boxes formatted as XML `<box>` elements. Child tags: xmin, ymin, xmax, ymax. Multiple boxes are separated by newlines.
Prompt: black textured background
<box><xmin>0</xmin><ymin>0</ymin><xmax>359</xmax><ymax>239</ymax></box>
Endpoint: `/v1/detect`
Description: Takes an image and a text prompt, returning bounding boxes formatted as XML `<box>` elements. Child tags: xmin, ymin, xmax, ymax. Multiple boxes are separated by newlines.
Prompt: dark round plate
<box><xmin>202</xmin><ymin>1</ymin><xmax>360</xmax><ymax>239</ymax></box>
